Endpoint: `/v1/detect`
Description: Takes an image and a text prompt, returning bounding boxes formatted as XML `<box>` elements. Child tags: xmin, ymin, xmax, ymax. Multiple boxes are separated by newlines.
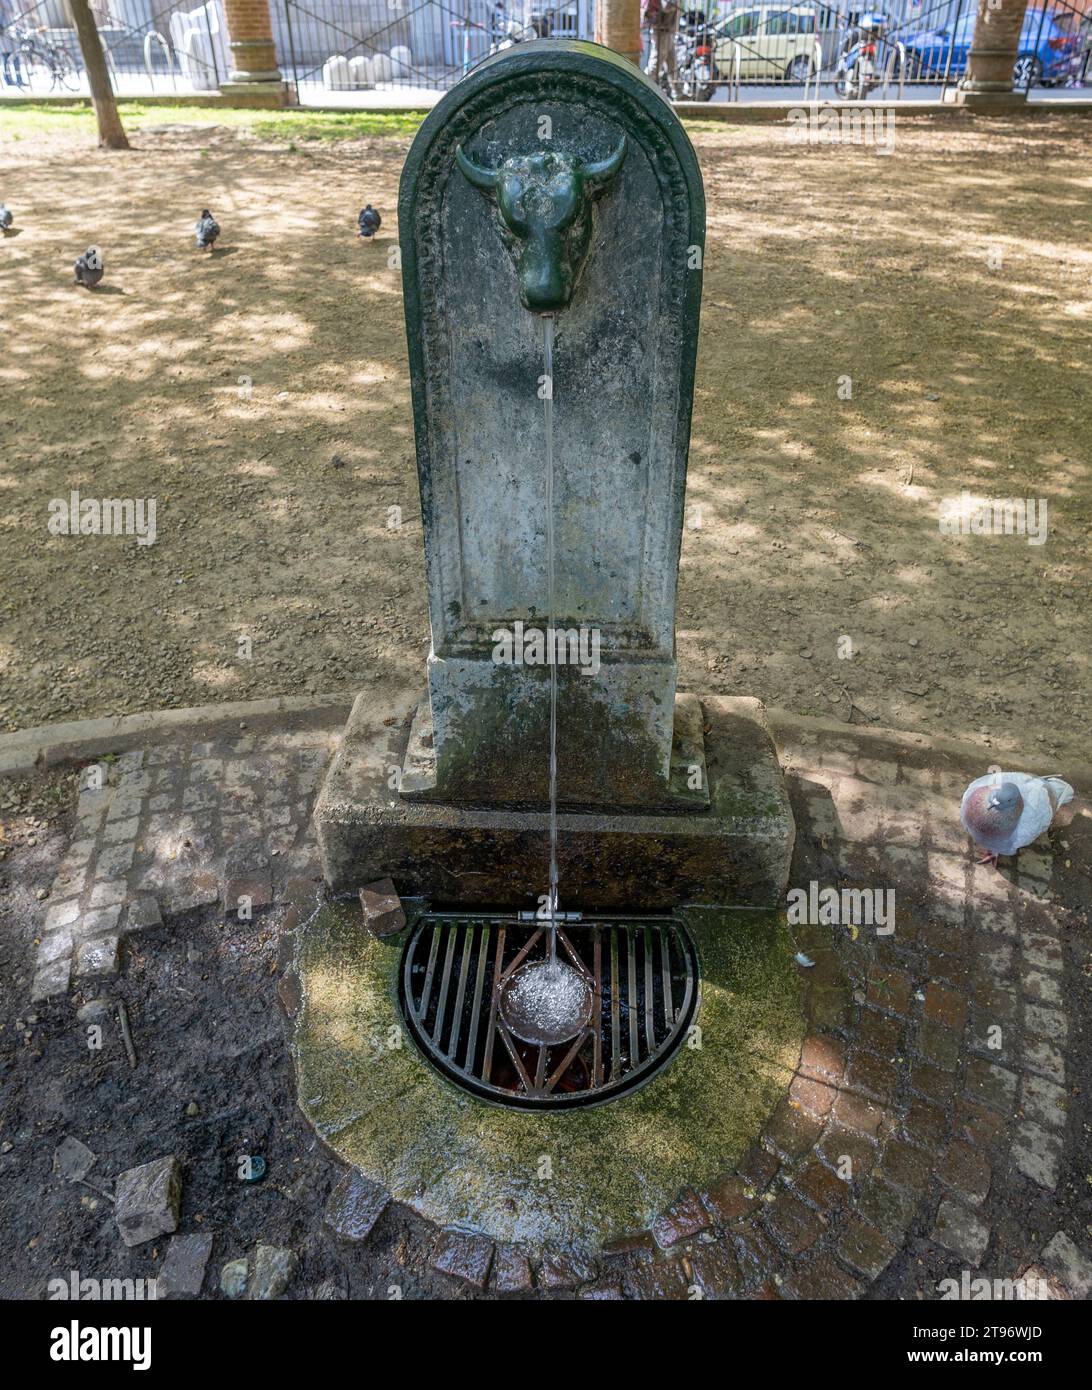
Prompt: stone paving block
<box><xmin>182</xmin><ymin>786</ymin><xmax>218</xmax><ymax>812</ymax></box>
<box><xmin>839</xmin><ymin>1217</ymin><xmax>897</xmax><ymax>1279</ymax></box>
<box><xmin>917</xmin><ymin>1018</ymin><xmax>962</xmax><ymax>1070</ymax></box>
<box><xmin>32</xmin><ymin>955</ymin><xmax>72</xmax><ymax>1000</ymax></box>
<box><xmin>88</xmin><ymin>880</ymin><xmax>127</xmax><ymax>909</ymax></box>
<box><xmin>902</xmin><ymin>1099</ymin><xmax>947</xmax><ymax>1151</ymax></box>
<box><xmin>115</xmin><ymin>1155</ymin><xmax>181</xmax><ymax>1247</ymax></box>
<box><xmin>789</xmin><ymin>1072</ymin><xmax>837</xmax><ymax>1117</ymax></box>
<box><xmin>43</xmin><ymin>900</ymin><xmax>80</xmax><ymax>932</ymax></box>
<box><xmin>538</xmin><ymin>1245</ymin><xmax>597</xmax><ymax>1292</ymax></box>
<box><xmin>103</xmin><ymin>816</ymin><xmax>140</xmax><ymax>845</ymax></box>
<box><xmin>51</xmin><ymin>866</ymin><xmax>87</xmax><ymax>899</ymax></box>
<box><xmin>699</xmin><ymin>1175</ymin><xmax>754</xmax><ymax>1224</ymax></box>
<box><xmin>431</xmin><ymin>1230</ymin><xmax>494</xmax><ymax>1290</ymax></box>
<box><xmin>1040</xmin><ymin>1232</ymin><xmax>1092</xmax><ymax>1300</ymax></box>
<box><xmin>765</xmin><ymin>1192</ymin><xmax>825</xmax><ymax>1255</ymax></box>
<box><xmin>96</xmin><ymin>842</ymin><xmax>136</xmax><ymax>878</ymax></box>
<box><xmin>76</xmin><ymin>935</ymin><xmax>120</xmax><ymax>977</ymax></box>
<box><xmin>923</xmin><ymin>981</ymin><xmax>966</xmax><ymax>1031</ymax></box>
<box><xmin>793</xmin><ymin>1158</ymin><xmax>850</xmax><ymax>1215</ymax></box>
<box><xmin>878</xmin><ymin>1140</ymin><xmax>933</xmax><ymax>1197</ymax></box>
<box><xmin>1021</xmin><ymin>969</ymin><xmax>1061</xmax><ymax>1006</ymax></box>
<box><xmin>866</xmin><ymin>968</ymin><xmax>913</xmax><ymax>1017</ymax></box>
<box><xmin>938</xmin><ymin>1141</ymin><xmax>991</xmax><ymax>1205</ymax></box>
<box><xmin>161</xmin><ymin>874</ymin><xmax>220</xmax><ymax>916</ymax></box>
<box><xmin>910</xmin><ymin>1058</ymin><xmax>958</xmax><ymax>1101</ymax></box>
<box><xmin>38</xmin><ymin>927</ymin><xmax>73</xmax><ymax>965</ymax></box>
<box><xmin>1020</xmin><ymin>1075</ymin><xmax>1067</xmax><ymax>1129</ymax></box>
<box><xmin>116</xmin><ymin>749</ymin><xmax>145</xmax><ymax>774</ymax></box>
<box><xmin>968</xmin><ymin>903</ymin><xmax>1017</xmax><ymax>938</ymax></box>
<box><xmin>783</xmin><ymin>1252</ymin><xmax>863</xmax><ymax>1301</ymax></box>
<box><xmin>1022</xmin><ymin>1039</ymin><xmax>1065</xmax><ymax>1086</ymax></box>
<box><xmin>737</xmin><ymin>1143</ymin><xmax>779</xmax><ymax>1193</ymax></box>
<box><xmin>61</xmin><ymin>839</ymin><xmax>96</xmax><ymax>872</ymax></box>
<box><xmin>223</xmin><ymin>869</ymin><xmax>274</xmax><ymax>917</ymax></box>
<box><xmin>766</xmin><ymin>1099</ymin><xmax>825</xmax><ymax>1158</ymax></box>
<box><xmin>125</xmin><ymin>895</ymin><xmax>162</xmax><ymax>932</ymax></box>
<box><xmin>1013</xmin><ymin>1122</ymin><xmax>1063</xmax><ymax>1190</ymax></box>
<box><xmin>249</xmin><ymin>1244</ymin><xmax>299</xmax><ymax>1300</ymax></box>
<box><xmin>832</xmin><ymin>1089</ymin><xmax>888</xmax><ymax>1138</ymax></box>
<box><xmin>323</xmin><ymin>1171</ymin><xmax>390</xmax><ymax>1242</ymax></box>
<box><xmin>1024</xmin><ymin>1003</ymin><xmax>1067</xmax><ymax>1044</ymax></box>
<box><xmin>159</xmin><ymin>1233</ymin><xmax>214</xmax><ymax>1299</ymax></box>
<box><xmin>626</xmin><ymin>1250</ymin><xmax>692</xmax><ymax>1300</ymax></box>
<box><xmin>687</xmin><ymin>1240</ymin><xmax>741</xmax><ymax>1299</ymax></box>
<box><xmin>855</xmin><ymin>1178</ymin><xmax>915</xmax><ymax>1243</ymax></box>
<box><xmin>1022</xmin><ymin>933</ymin><xmax>1063</xmax><ymax>973</ymax></box>
<box><xmin>933</xmin><ymin>1198</ymin><xmax>990</xmax><ymax>1264</ymax></box>
<box><xmin>491</xmin><ymin>1245</ymin><xmax>534</xmax><ymax>1294</ymax></box>
<box><xmin>81</xmin><ymin>905</ymin><xmax>121</xmax><ymax>937</ymax></box>
<box><xmin>106</xmin><ymin>793</ymin><xmax>143</xmax><ymax>824</ymax></box>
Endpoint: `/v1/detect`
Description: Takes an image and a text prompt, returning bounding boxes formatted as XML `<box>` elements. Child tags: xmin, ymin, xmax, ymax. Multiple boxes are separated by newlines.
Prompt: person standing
<box><xmin>642</xmin><ymin>0</ymin><xmax>679</xmax><ymax>92</ymax></box>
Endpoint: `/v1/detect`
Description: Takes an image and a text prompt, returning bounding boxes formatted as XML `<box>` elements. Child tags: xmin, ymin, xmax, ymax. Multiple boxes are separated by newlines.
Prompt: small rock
<box><xmin>220</xmin><ymin>1257</ymin><xmax>249</xmax><ymax>1299</ymax></box>
<box><xmin>324</xmin><ymin>1171</ymin><xmax>389</xmax><ymax>1243</ymax></box>
<box><xmin>309</xmin><ymin>1279</ymin><xmax>347</xmax><ymax>1300</ymax></box>
<box><xmin>1</xmin><ymin>1141</ymin><xmax>13</xmax><ymax>1154</ymax></box>
<box><xmin>53</xmin><ymin>1136</ymin><xmax>97</xmax><ymax>1183</ymax></box>
<box><xmin>159</xmin><ymin>1232</ymin><xmax>214</xmax><ymax>1298</ymax></box>
<box><xmin>248</xmin><ymin>1244</ymin><xmax>298</xmax><ymax>1300</ymax></box>
<box><xmin>114</xmin><ymin>1155</ymin><xmax>181</xmax><ymax>1248</ymax></box>
<box><xmin>184</xmin><ymin>1101</ymin><xmax>200</xmax><ymax>1117</ymax></box>
<box><xmin>358</xmin><ymin>878</ymin><xmax>406</xmax><ymax>938</ymax></box>
<box><xmin>539</xmin><ymin>1245</ymin><xmax>598</xmax><ymax>1291</ymax></box>
<box><xmin>76</xmin><ymin>999</ymin><xmax>112</xmax><ymax>1024</ymax></box>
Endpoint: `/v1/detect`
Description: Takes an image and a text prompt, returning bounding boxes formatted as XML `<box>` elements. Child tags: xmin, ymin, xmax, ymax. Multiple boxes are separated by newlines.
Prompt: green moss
<box><xmin>0</xmin><ymin>104</ymin><xmax>423</xmax><ymax>143</ymax></box>
<box><xmin>292</xmin><ymin>903</ymin><xmax>806</xmax><ymax>1249</ymax></box>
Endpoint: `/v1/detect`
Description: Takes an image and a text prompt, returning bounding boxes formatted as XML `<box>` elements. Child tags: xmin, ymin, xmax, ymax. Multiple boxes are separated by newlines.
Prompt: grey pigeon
<box><xmin>195</xmin><ymin>209</ymin><xmax>219</xmax><ymax>251</ymax></box>
<box><xmin>357</xmin><ymin>204</ymin><xmax>381</xmax><ymax>239</ymax></box>
<box><xmin>960</xmin><ymin>770</ymin><xmax>1073</xmax><ymax>864</ymax></box>
<box><xmin>73</xmin><ymin>246</ymin><xmax>103</xmax><ymax>289</ymax></box>
<box><xmin>0</xmin><ymin>204</ymin><xmax>12</xmax><ymax>232</ymax></box>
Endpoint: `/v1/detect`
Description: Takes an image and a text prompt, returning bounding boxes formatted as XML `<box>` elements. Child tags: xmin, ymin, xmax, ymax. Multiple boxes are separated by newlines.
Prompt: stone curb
<box><xmin>0</xmin><ymin>694</ymin><xmax>353</xmax><ymax>778</ymax></box>
<box><xmin>2</xmin><ymin>694</ymin><xmax>1089</xmax><ymax>791</ymax></box>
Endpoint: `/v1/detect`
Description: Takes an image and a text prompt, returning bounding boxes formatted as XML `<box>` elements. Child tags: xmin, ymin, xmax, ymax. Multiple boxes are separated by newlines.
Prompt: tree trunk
<box><xmin>596</xmin><ymin>0</ymin><xmax>642</xmax><ymax>67</ymax></box>
<box><xmin>66</xmin><ymin>0</ymin><xmax>129</xmax><ymax>149</ymax></box>
<box><xmin>964</xmin><ymin>0</ymin><xmax>1030</xmax><ymax>91</ymax></box>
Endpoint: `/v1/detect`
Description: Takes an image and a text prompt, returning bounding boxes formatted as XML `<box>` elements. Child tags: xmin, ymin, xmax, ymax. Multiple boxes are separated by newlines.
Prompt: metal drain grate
<box><xmin>399</xmin><ymin>913</ymin><xmax>699</xmax><ymax>1109</ymax></box>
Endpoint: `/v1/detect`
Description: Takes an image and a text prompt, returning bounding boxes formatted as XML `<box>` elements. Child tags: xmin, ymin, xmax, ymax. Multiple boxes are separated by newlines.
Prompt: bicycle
<box><xmin>9</xmin><ymin>24</ymin><xmax>82</xmax><ymax>92</ymax></box>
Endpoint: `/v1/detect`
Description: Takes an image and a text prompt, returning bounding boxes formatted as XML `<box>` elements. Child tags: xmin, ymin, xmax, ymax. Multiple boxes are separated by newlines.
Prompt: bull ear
<box><xmin>583</xmin><ymin>136</ymin><xmax>627</xmax><ymax>190</ymax></box>
<box><xmin>455</xmin><ymin>145</ymin><xmax>499</xmax><ymax>194</ymax></box>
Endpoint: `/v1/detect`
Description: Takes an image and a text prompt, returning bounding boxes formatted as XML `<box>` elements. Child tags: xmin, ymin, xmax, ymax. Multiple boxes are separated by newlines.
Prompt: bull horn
<box><xmin>583</xmin><ymin>136</ymin><xmax>627</xmax><ymax>187</ymax></box>
<box><xmin>455</xmin><ymin>145</ymin><xmax>498</xmax><ymax>192</ymax></box>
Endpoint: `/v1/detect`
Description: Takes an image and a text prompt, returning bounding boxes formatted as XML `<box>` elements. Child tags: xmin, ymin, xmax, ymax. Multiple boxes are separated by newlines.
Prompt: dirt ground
<box><xmin>1</xmin><ymin>113</ymin><xmax>1089</xmax><ymax>762</ymax></box>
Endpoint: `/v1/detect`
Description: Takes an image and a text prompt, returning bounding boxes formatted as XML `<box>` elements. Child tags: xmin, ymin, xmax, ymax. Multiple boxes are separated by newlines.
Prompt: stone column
<box><xmin>220</xmin><ymin>0</ymin><xmax>287</xmax><ymax>103</ymax></box>
<box><xmin>959</xmin><ymin>0</ymin><xmax>1030</xmax><ymax>106</ymax></box>
<box><xmin>596</xmin><ymin>0</ymin><xmax>642</xmax><ymax>67</ymax></box>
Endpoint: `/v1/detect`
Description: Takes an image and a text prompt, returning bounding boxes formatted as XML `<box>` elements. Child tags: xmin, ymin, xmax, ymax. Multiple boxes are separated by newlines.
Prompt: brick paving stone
<box><xmin>491</xmin><ymin>1245</ymin><xmax>534</xmax><ymax>1294</ymax></box>
<box><xmin>626</xmin><ymin>1251</ymin><xmax>691</xmax><ymax>1300</ymax></box>
<box><xmin>855</xmin><ymin>1178</ymin><xmax>916</xmax><ymax>1242</ymax></box>
<box><xmin>783</xmin><ymin>1252</ymin><xmax>864</xmax><ymax>1300</ymax></box>
<box><xmin>1040</xmin><ymin>1232</ymin><xmax>1092</xmax><ymax>1300</ymax></box>
<box><xmin>866</xmin><ymin>968</ymin><xmax>913</xmax><ymax>1016</ymax></box>
<box><xmin>954</xmin><ymin>1098</ymin><xmax>1005</xmax><ymax>1149</ymax></box>
<box><xmin>765</xmin><ymin>1192</ymin><xmax>825</xmax><ymax>1255</ymax></box>
<box><xmin>933</xmin><ymin>1198</ymin><xmax>990</xmax><ymax>1264</ymax></box>
<box><xmin>923</xmin><ymin>981</ymin><xmax>966</xmax><ymax>1031</ymax></box>
<box><xmin>847</xmin><ymin>1051</ymin><xmax>900</xmax><ymax>1103</ymax></box>
<box><xmin>938</xmin><ymin>1140</ymin><xmax>991</xmax><ymax>1205</ymax></box>
<box><xmin>818</xmin><ymin>1125</ymin><xmax>877</xmax><ymax>1183</ymax></box>
<box><xmin>832</xmin><ymin>1088</ymin><xmax>888</xmax><ymax>1137</ymax></box>
<box><xmin>916</xmin><ymin>1018</ymin><xmax>962</xmax><ymax>1070</ymax></box>
<box><xmin>1024</xmin><ymin>1004</ymin><xmax>1067</xmax><ymax>1044</ymax></box>
<box><xmin>687</xmin><ymin>1240</ymin><xmax>741</xmax><ymax>1299</ymax></box>
<box><xmin>799</xmin><ymin>1034</ymin><xmax>846</xmax><ymax>1082</ymax></box>
<box><xmin>789</xmin><ymin>1072</ymin><xmax>837</xmax><ymax>1116</ymax></box>
<box><xmin>839</xmin><ymin>1217</ymin><xmax>897</xmax><ymax>1279</ymax></box>
<box><xmin>651</xmin><ymin>1187</ymin><xmax>711</xmax><ymax>1248</ymax></box>
<box><xmin>323</xmin><ymin>1172</ymin><xmax>390</xmax><ymax>1242</ymax></box>
<box><xmin>766</xmin><ymin>1100</ymin><xmax>824</xmax><ymax>1158</ymax></box>
<box><xmin>700</xmin><ymin>1175</ymin><xmax>754</xmax><ymax>1224</ymax></box>
<box><xmin>1013</xmin><ymin>1122</ymin><xmax>1063</xmax><ymax>1190</ymax></box>
<box><xmin>794</xmin><ymin>1158</ymin><xmax>850</xmax><ymax>1215</ymax></box>
<box><xmin>737</xmin><ymin>1145</ymin><xmax>779</xmax><ymax>1193</ymax></box>
<box><xmin>732</xmin><ymin>1222</ymin><xmax>786</xmax><ymax>1290</ymax></box>
<box><xmin>857</xmin><ymin>1009</ymin><xmax>903</xmax><ymax>1058</ymax></box>
<box><xmin>43</xmin><ymin>900</ymin><xmax>80</xmax><ymax>932</ymax></box>
<box><xmin>431</xmin><ymin>1231</ymin><xmax>494</xmax><ymax>1290</ymax></box>
<box><xmin>909</xmin><ymin>1058</ymin><xmax>958</xmax><ymax>1102</ymax></box>
<box><xmin>877</xmin><ymin>1140</ymin><xmax>933</xmax><ymax>1196</ymax></box>
<box><xmin>902</xmin><ymin>1099</ymin><xmax>948</xmax><ymax>1150</ymax></box>
<box><xmin>539</xmin><ymin>1245</ymin><xmax>597</xmax><ymax>1291</ymax></box>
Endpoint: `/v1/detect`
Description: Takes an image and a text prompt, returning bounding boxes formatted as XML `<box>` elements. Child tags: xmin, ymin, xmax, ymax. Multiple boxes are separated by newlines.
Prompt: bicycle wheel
<box><xmin>19</xmin><ymin>46</ymin><xmax>52</xmax><ymax>91</ymax></box>
<box><xmin>52</xmin><ymin>48</ymin><xmax>82</xmax><ymax>92</ymax></box>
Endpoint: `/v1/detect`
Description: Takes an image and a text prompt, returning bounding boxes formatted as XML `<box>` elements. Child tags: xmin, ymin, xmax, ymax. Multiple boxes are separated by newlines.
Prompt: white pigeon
<box><xmin>960</xmin><ymin>770</ymin><xmax>1073</xmax><ymax>865</ymax></box>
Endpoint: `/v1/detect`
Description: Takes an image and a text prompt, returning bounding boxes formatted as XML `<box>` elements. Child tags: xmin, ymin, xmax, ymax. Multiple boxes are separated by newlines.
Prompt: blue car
<box><xmin>903</xmin><ymin>7</ymin><xmax>1077</xmax><ymax>86</ymax></box>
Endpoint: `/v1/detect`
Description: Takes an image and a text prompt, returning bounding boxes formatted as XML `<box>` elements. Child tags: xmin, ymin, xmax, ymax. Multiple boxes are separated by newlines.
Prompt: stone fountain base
<box><xmin>315</xmin><ymin>691</ymin><xmax>793</xmax><ymax>909</ymax></box>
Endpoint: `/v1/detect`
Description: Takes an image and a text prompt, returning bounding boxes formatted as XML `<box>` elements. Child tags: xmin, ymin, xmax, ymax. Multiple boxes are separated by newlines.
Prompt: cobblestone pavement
<box><xmin>9</xmin><ymin>714</ymin><xmax>1092</xmax><ymax>1300</ymax></box>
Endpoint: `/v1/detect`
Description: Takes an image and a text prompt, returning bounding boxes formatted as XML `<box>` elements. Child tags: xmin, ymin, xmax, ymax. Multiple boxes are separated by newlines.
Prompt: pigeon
<box><xmin>357</xmin><ymin>204</ymin><xmax>381</xmax><ymax>239</ymax></box>
<box><xmin>195</xmin><ymin>209</ymin><xmax>220</xmax><ymax>251</ymax></box>
<box><xmin>960</xmin><ymin>770</ymin><xmax>1074</xmax><ymax>865</ymax></box>
<box><xmin>73</xmin><ymin>246</ymin><xmax>104</xmax><ymax>289</ymax></box>
<box><xmin>0</xmin><ymin>204</ymin><xmax>12</xmax><ymax>232</ymax></box>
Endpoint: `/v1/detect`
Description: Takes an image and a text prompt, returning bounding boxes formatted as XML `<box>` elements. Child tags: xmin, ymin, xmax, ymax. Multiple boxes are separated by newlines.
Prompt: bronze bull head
<box><xmin>455</xmin><ymin>139</ymin><xmax>627</xmax><ymax>313</ymax></box>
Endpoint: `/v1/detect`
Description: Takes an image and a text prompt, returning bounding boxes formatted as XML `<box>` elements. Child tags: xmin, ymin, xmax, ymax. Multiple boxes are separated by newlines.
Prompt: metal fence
<box><xmin>1</xmin><ymin>0</ymin><xmax>1090</xmax><ymax>100</ymax></box>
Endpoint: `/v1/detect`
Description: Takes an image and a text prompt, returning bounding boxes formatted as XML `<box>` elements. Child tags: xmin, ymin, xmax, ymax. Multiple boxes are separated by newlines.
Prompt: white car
<box><xmin>714</xmin><ymin>4</ymin><xmax>821</xmax><ymax>82</ymax></box>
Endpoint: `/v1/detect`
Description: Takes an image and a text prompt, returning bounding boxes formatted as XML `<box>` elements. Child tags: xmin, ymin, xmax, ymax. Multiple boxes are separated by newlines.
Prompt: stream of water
<box><xmin>542</xmin><ymin>313</ymin><xmax>559</xmax><ymax>968</ymax></box>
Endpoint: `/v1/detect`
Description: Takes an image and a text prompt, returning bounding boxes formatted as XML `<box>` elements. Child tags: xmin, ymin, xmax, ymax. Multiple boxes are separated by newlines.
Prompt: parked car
<box><xmin>902</xmin><ymin>7</ymin><xmax>1078</xmax><ymax>86</ymax></box>
<box><xmin>713</xmin><ymin>3</ymin><xmax>823</xmax><ymax>82</ymax></box>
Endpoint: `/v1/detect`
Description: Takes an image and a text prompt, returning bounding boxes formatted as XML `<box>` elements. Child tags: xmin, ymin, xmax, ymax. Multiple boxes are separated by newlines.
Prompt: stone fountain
<box><xmin>316</xmin><ymin>39</ymin><xmax>793</xmax><ymax>910</ymax></box>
